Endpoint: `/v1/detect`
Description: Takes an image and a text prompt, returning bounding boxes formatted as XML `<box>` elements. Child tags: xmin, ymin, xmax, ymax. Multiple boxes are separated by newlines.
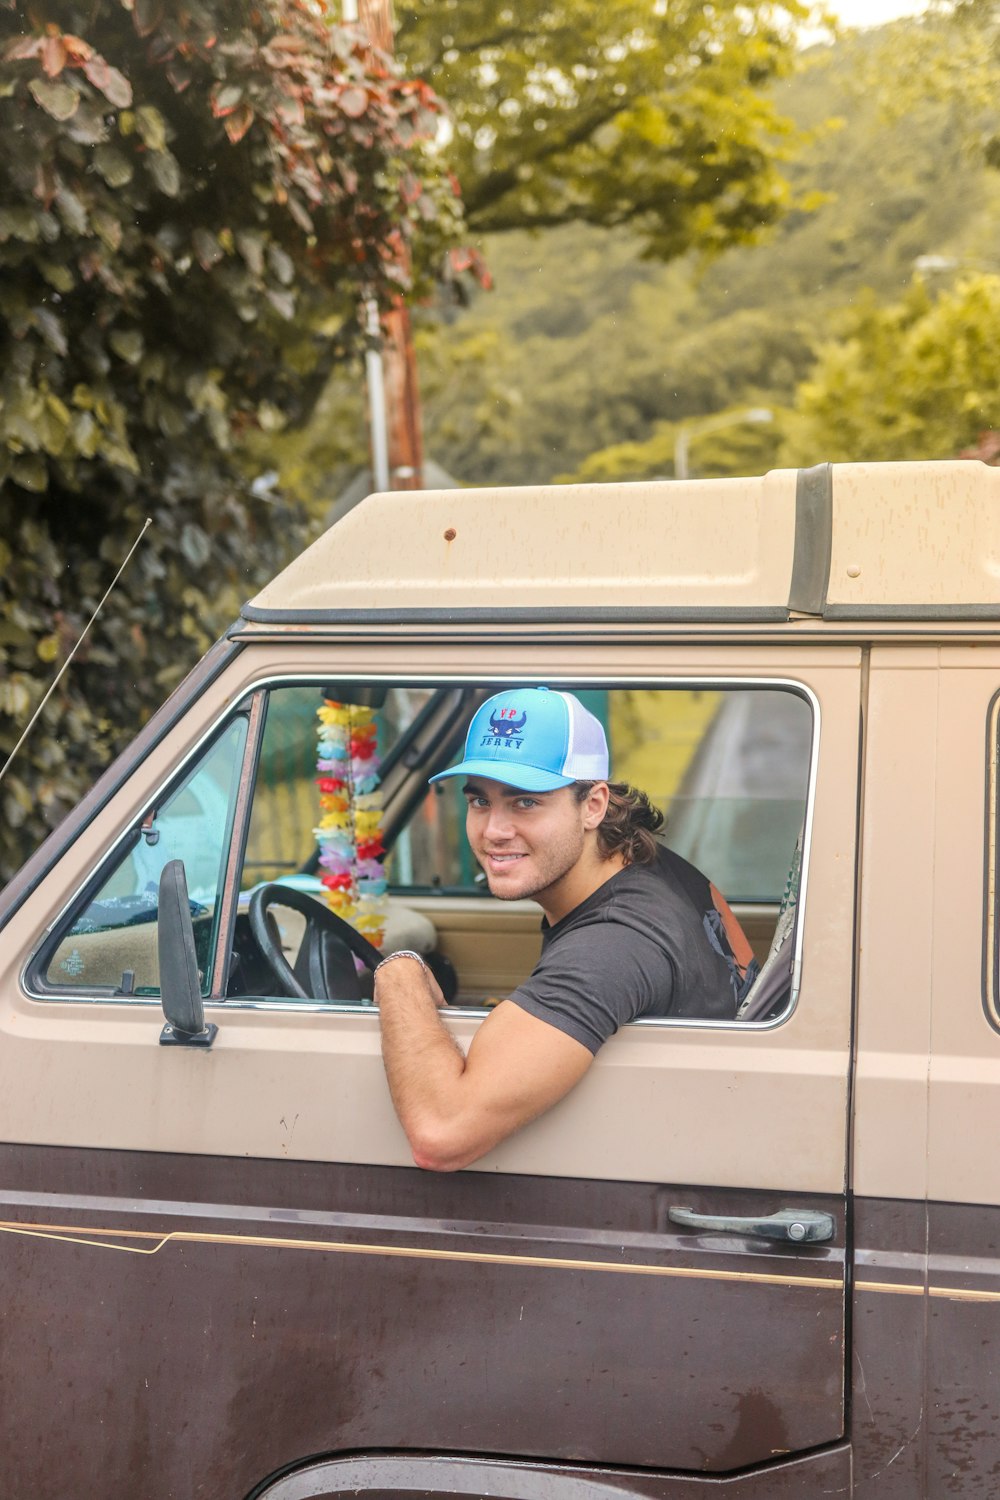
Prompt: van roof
<box><xmin>242</xmin><ymin>460</ymin><xmax>1000</xmax><ymax>625</ymax></box>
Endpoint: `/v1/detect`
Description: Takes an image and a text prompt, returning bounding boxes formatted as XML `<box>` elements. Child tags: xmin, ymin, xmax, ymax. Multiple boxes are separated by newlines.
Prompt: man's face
<box><xmin>462</xmin><ymin>777</ymin><xmax>592</xmax><ymax>906</ymax></box>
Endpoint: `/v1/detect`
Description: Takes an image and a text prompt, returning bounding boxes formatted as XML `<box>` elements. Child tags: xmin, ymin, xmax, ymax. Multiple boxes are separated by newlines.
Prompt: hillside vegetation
<box><xmin>420</xmin><ymin>20</ymin><xmax>1000</xmax><ymax>486</ymax></box>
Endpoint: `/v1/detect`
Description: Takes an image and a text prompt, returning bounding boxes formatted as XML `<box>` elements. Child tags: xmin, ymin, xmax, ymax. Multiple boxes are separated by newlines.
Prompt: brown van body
<box><xmin>0</xmin><ymin>461</ymin><xmax>998</xmax><ymax>1497</ymax></box>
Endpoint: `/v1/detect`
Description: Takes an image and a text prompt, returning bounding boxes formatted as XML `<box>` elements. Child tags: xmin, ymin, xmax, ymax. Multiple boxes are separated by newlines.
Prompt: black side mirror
<box><xmin>157</xmin><ymin>859</ymin><xmax>218</xmax><ymax>1048</ymax></box>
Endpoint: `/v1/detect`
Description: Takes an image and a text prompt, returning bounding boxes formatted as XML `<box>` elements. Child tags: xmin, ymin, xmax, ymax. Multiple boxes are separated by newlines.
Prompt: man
<box><xmin>375</xmin><ymin>687</ymin><xmax>756</xmax><ymax>1172</ymax></box>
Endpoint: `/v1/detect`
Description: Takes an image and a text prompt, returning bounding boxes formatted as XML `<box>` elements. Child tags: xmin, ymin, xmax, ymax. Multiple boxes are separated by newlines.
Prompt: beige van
<box><xmin>0</xmin><ymin>459</ymin><xmax>997</xmax><ymax>1498</ymax></box>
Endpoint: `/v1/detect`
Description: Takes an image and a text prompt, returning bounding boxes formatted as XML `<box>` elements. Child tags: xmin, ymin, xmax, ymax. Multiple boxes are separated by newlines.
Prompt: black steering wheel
<box><xmin>248</xmin><ymin>883</ymin><xmax>382</xmax><ymax>1001</ymax></box>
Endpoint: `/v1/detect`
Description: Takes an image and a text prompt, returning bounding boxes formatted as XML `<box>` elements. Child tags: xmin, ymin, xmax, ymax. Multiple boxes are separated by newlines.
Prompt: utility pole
<box><xmin>344</xmin><ymin>0</ymin><xmax>424</xmax><ymax>492</ymax></box>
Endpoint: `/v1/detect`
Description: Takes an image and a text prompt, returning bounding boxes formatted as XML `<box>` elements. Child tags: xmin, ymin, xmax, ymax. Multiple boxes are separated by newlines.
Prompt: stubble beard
<box><xmin>478</xmin><ymin>824</ymin><xmax>586</xmax><ymax>905</ymax></box>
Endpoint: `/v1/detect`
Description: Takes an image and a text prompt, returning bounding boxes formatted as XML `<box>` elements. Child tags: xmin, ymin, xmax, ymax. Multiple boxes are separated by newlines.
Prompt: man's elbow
<box><xmin>406</xmin><ymin>1119</ymin><xmax>489</xmax><ymax>1174</ymax></box>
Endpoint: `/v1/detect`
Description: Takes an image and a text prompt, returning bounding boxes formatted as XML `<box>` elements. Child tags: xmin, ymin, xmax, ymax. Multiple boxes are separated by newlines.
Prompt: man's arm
<box><xmin>375</xmin><ymin>956</ymin><xmax>593</xmax><ymax>1173</ymax></box>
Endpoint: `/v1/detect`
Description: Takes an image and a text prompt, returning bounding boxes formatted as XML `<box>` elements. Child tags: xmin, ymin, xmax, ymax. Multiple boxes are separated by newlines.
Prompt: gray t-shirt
<box><xmin>508</xmin><ymin>845</ymin><xmax>739</xmax><ymax>1054</ymax></box>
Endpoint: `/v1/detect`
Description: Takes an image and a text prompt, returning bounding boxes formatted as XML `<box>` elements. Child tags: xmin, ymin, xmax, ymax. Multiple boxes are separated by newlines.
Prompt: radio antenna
<box><xmin>0</xmin><ymin>516</ymin><xmax>153</xmax><ymax>789</ymax></box>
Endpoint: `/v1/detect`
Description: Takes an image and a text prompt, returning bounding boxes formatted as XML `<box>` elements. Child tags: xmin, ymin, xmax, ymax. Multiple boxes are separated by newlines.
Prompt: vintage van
<box><xmin>0</xmin><ymin>458</ymin><xmax>997</xmax><ymax>1498</ymax></box>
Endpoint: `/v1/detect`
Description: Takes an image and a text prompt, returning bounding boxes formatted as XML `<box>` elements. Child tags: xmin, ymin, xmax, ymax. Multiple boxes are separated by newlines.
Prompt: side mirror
<box><xmin>157</xmin><ymin>859</ymin><xmax>218</xmax><ymax>1048</ymax></box>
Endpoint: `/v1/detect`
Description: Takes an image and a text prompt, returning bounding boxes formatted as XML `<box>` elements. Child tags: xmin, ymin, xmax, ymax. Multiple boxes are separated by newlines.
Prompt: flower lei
<box><xmin>314</xmin><ymin>699</ymin><xmax>387</xmax><ymax>949</ymax></box>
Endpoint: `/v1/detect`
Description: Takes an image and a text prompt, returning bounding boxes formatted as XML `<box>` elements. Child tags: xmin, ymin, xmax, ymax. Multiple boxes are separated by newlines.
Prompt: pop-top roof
<box><xmin>241</xmin><ymin>461</ymin><xmax>1000</xmax><ymax>625</ymax></box>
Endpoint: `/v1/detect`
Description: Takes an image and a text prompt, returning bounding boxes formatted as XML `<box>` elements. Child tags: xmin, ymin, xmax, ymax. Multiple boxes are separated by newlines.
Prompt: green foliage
<box><xmin>0</xmin><ymin>0</ymin><xmax>460</xmax><ymax>882</ymax></box>
<box><xmin>859</xmin><ymin>4</ymin><xmax>996</xmax><ymax>158</ymax></box>
<box><xmin>781</xmin><ymin>275</ymin><xmax>1000</xmax><ymax>464</ymax></box>
<box><xmin>414</xmin><ymin>321</ymin><xmax>523</xmax><ymax>470</ymax></box>
<box><xmin>560</xmin><ymin>407</ymin><xmax>786</xmax><ymax>485</ymax></box>
<box><xmin>274</xmin><ymin>0</ymin><xmax>828</xmax><ymax>515</ymax></box>
<box><xmin>418</xmin><ymin>20</ymin><xmax>1000</xmax><ymax>489</ymax></box>
<box><xmin>397</xmin><ymin>0</ymin><xmax>812</xmax><ymax>256</ymax></box>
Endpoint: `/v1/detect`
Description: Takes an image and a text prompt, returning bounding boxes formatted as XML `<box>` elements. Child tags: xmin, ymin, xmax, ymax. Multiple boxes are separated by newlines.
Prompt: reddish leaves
<box><xmin>82</xmin><ymin>55</ymin><xmax>132</xmax><ymax>109</ymax></box>
<box><xmin>5</xmin><ymin>24</ymin><xmax>132</xmax><ymax>109</ymax></box>
<box><xmin>210</xmin><ymin>84</ymin><xmax>243</xmax><ymax>118</ymax></box>
<box><xmin>339</xmin><ymin>85</ymin><xmax>368</xmax><ymax>119</ymax></box>
<box><xmin>447</xmin><ymin>246</ymin><xmax>493</xmax><ymax>291</ymax></box>
<box><xmin>223</xmin><ymin>104</ymin><xmax>254</xmax><ymax>144</ymax></box>
<box><xmin>2</xmin><ymin>33</ymin><xmax>42</xmax><ymax>61</ymax></box>
<box><xmin>400</xmin><ymin>171</ymin><xmax>422</xmax><ymax>205</ymax></box>
<box><xmin>40</xmin><ymin>33</ymin><xmax>65</xmax><ymax>77</ymax></box>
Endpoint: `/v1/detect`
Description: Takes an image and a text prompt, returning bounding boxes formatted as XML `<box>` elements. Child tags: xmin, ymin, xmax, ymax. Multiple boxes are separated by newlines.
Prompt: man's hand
<box><xmin>375</xmin><ymin>956</ymin><xmax>592</xmax><ymax>1173</ymax></box>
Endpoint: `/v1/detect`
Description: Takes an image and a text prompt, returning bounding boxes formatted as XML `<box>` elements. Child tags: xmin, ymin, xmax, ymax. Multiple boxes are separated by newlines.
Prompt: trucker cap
<box><xmin>429</xmin><ymin>687</ymin><xmax>610</xmax><ymax>793</ymax></box>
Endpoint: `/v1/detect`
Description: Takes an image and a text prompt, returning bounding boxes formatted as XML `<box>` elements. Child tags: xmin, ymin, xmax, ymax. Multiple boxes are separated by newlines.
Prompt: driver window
<box><xmin>40</xmin><ymin>718</ymin><xmax>248</xmax><ymax>997</ymax></box>
<box><xmin>34</xmin><ymin>679</ymin><xmax>813</xmax><ymax>1017</ymax></box>
<box><xmin>228</xmin><ymin>681</ymin><xmax>812</xmax><ymax>1015</ymax></box>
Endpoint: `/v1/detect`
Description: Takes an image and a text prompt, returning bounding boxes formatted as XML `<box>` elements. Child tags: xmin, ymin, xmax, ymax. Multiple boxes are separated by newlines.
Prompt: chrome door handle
<box><xmin>667</xmin><ymin>1207</ymin><xmax>835</xmax><ymax>1244</ymax></box>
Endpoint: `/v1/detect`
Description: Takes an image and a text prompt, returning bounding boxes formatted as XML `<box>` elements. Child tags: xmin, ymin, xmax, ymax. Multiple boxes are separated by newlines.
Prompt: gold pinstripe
<box><xmin>0</xmin><ymin>1220</ymin><xmax>993</xmax><ymax>1301</ymax></box>
<box><xmin>856</xmin><ymin>1278</ymin><xmax>1000</xmax><ymax>1303</ymax></box>
<box><xmin>0</xmin><ymin>1218</ymin><xmax>840</xmax><ymax>1289</ymax></box>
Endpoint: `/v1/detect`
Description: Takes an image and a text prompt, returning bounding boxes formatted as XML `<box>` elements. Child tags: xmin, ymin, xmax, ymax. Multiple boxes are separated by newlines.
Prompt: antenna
<box><xmin>0</xmin><ymin>517</ymin><xmax>153</xmax><ymax>789</ymax></box>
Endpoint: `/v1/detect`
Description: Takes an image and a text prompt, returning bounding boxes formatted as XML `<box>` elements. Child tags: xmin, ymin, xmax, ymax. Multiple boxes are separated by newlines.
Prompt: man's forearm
<box><xmin>375</xmin><ymin>959</ymin><xmax>469</xmax><ymax>1169</ymax></box>
<box><xmin>375</xmin><ymin>958</ymin><xmax>594</xmax><ymax>1173</ymax></box>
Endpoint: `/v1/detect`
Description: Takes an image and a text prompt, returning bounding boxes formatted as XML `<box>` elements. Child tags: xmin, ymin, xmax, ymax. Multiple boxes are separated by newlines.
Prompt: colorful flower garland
<box><xmin>314</xmin><ymin>699</ymin><xmax>387</xmax><ymax>950</ymax></box>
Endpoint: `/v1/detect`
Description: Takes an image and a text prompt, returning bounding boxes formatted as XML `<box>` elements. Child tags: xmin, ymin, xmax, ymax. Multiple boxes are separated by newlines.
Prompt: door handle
<box><xmin>667</xmin><ymin>1207</ymin><xmax>835</xmax><ymax>1244</ymax></box>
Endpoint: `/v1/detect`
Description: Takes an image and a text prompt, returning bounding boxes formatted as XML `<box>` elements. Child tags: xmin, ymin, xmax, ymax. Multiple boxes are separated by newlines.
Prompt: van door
<box><xmin>0</xmin><ymin>641</ymin><xmax>859</xmax><ymax>1498</ymax></box>
<box><xmin>849</xmin><ymin>644</ymin><xmax>1000</xmax><ymax>1492</ymax></box>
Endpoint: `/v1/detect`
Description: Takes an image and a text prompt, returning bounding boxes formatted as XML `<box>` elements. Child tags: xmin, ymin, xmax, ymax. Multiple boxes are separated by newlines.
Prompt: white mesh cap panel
<box><xmin>555</xmin><ymin>691</ymin><xmax>610</xmax><ymax>780</ymax></box>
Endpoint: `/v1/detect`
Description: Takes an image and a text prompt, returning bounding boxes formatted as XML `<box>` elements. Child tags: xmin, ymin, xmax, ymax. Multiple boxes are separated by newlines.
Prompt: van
<box><xmin>0</xmin><ymin>458</ymin><xmax>996</xmax><ymax>1498</ymax></box>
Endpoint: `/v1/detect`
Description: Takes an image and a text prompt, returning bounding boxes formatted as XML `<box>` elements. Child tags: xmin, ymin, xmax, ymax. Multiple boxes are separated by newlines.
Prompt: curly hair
<box><xmin>573</xmin><ymin>780</ymin><xmax>664</xmax><ymax>866</ymax></box>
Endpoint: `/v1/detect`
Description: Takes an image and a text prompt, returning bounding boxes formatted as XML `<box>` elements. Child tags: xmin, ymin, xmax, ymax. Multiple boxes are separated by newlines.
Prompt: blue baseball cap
<box><xmin>430</xmin><ymin>688</ymin><xmax>610</xmax><ymax>793</ymax></box>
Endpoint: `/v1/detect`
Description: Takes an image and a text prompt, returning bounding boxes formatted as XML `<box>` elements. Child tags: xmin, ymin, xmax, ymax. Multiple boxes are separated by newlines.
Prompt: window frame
<box><xmin>23</xmin><ymin>671</ymin><xmax>820</xmax><ymax>1033</ymax></box>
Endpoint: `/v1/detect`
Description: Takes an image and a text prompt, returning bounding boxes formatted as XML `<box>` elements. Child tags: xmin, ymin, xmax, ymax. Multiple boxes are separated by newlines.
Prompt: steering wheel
<box><xmin>248</xmin><ymin>883</ymin><xmax>382</xmax><ymax>1001</ymax></box>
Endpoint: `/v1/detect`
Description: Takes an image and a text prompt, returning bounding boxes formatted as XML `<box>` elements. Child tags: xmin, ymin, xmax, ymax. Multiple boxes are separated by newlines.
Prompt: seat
<box><xmin>736</xmin><ymin>832</ymin><xmax>802</xmax><ymax>1023</ymax></box>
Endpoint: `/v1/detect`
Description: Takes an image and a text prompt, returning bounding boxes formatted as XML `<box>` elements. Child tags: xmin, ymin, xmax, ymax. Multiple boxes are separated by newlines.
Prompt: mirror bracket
<box><xmin>159</xmin><ymin>1019</ymin><xmax>218</xmax><ymax>1048</ymax></box>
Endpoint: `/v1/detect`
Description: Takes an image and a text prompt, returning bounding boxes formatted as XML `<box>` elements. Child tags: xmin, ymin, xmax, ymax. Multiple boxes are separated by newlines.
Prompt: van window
<box><xmin>239</xmin><ymin>683</ymin><xmax>811</xmax><ymax>904</ymax></box>
<box><xmin>34</xmin><ymin>680</ymin><xmax>813</xmax><ymax>1016</ymax></box>
<box><xmin>228</xmin><ymin>680</ymin><xmax>811</xmax><ymax>1011</ymax></box>
<box><xmin>613</xmin><ymin>687</ymin><xmax>811</xmax><ymax>901</ymax></box>
<box><xmin>41</xmin><ymin>718</ymin><xmax>249</xmax><ymax>996</ymax></box>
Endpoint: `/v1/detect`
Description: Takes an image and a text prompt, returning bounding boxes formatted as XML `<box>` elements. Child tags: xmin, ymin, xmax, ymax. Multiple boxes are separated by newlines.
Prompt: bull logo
<box><xmin>489</xmin><ymin>708</ymin><xmax>527</xmax><ymax>739</ymax></box>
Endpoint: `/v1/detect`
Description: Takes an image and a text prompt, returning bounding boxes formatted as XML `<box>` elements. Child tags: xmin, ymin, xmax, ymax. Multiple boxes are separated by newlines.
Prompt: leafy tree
<box><xmin>252</xmin><ymin>0</ymin><xmax>824</xmax><ymax>514</ymax></box>
<box><xmin>397</xmin><ymin>0</ymin><xmax>813</xmax><ymax>258</ymax></box>
<box><xmin>413</xmin><ymin>18</ymin><xmax>1000</xmax><ymax>491</ymax></box>
<box><xmin>558</xmin><ymin>405</ymin><xmax>787</xmax><ymax>485</ymax></box>
<box><xmin>0</xmin><ymin>0</ymin><xmax>458</xmax><ymax>882</ymax></box>
<box><xmin>864</xmin><ymin>3</ymin><xmax>996</xmax><ymax>142</ymax></box>
<box><xmin>858</xmin><ymin>3</ymin><xmax>1000</xmax><ymax>222</ymax></box>
<box><xmin>781</xmin><ymin>274</ymin><xmax>1000</xmax><ymax>464</ymax></box>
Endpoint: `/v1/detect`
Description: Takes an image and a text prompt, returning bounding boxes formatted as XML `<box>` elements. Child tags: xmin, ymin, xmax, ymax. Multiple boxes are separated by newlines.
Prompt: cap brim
<box><xmin>429</xmin><ymin>758</ymin><xmax>577</xmax><ymax>792</ymax></box>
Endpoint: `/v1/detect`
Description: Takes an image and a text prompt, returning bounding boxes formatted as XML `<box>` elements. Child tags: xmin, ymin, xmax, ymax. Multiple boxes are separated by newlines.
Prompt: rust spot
<box><xmin>443</xmin><ymin>527</ymin><xmax>457</xmax><ymax>542</ymax></box>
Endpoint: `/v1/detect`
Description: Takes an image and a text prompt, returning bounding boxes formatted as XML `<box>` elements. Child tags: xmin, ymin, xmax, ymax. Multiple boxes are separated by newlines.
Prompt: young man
<box><xmin>374</xmin><ymin>687</ymin><xmax>756</xmax><ymax>1172</ymax></box>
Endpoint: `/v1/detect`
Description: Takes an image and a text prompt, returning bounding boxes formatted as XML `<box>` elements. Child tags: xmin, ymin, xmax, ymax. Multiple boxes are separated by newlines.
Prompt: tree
<box><xmin>251</xmin><ymin>0</ymin><xmax>824</xmax><ymax>513</ymax></box>
<box><xmin>396</xmin><ymin>0</ymin><xmax>813</xmax><ymax>258</ymax></box>
<box><xmin>404</xmin><ymin>12</ymin><xmax>1000</xmax><ymax>493</ymax></box>
<box><xmin>781</xmin><ymin>275</ymin><xmax>1000</xmax><ymax>465</ymax></box>
<box><xmin>557</xmin><ymin>407</ymin><xmax>786</xmax><ymax>486</ymax></box>
<box><xmin>863</xmin><ymin>3</ymin><xmax>1000</xmax><ymax>176</ymax></box>
<box><xmin>0</xmin><ymin>0</ymin><xmax>459</xmax><ymax>881</ymax></box>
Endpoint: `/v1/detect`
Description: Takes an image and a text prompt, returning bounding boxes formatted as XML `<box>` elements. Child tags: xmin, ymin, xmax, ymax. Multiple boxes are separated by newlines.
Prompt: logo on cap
<box><xmin>484</xmin><ymin>706</ymin><xmax>527</xmax><ymax>749</ymax></box>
